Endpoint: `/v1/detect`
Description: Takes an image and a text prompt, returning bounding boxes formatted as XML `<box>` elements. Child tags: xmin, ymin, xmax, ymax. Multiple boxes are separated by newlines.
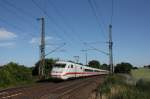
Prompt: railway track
<box><xmin>0</xmin><ymin>75</ymin><xmax>105</xmax><ymax>99</ymax></box>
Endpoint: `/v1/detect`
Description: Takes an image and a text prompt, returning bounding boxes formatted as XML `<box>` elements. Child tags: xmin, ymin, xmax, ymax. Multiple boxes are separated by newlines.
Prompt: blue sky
<box><xmin>0</xmin><ymin>0</ymin><xmax>150</xmax><ymax>67</ymax></box>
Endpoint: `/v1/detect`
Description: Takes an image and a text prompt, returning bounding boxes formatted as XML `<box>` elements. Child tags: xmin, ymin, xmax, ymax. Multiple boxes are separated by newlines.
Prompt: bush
<box><xmin>0</xmin><ymin>62</ymin><xmax>33</xmax><ymax>88</ymax></box>
<box><xmin>98</xmin><ymin>75</ymin><xmax>126</xmax><ymax>95</ymax></box>
<box><xmin>32</xmin><ymin>58</ymin><xmax>57</xmax><ymax>76</ymax></box>
<box><xmin>114</xmin><ymin>62</ymin><xmax>133</xmax><ymax>73</ymax></box>
<box><xmin>136</xmin><ymin>79</ymin><xmax>150</xmax><ymax>92</ymax></box>
<box><xmin>88</xmin><ymin>60</ymin><xmax>101</xmax><ymax>69</ymax></box>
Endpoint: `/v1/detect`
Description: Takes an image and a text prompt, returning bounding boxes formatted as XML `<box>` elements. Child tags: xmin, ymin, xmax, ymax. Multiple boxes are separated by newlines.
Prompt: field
<box><xmin>96</xmin><ymin>70</ymin><xmax>150</xmax><ymax>99</ymax></box>
<box><xmin>131</xmin><ymin>68</ymin><xmax>150</xmax><ymax>81</ymax></box>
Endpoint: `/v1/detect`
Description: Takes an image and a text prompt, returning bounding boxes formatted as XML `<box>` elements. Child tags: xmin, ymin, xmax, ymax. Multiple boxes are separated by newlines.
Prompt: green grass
<box><xmin>98</xmin><ymin>74</ymin><xmax>150</xmax><ymax>99</ymax></box>
<box><xmin>131</xmin><ymin>68</ymin><xmax>150</xmax><ymax>81</ymax></box>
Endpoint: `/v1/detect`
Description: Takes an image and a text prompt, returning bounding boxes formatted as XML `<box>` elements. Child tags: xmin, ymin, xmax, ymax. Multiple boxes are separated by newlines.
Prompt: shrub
<box><xmin>0</xmin><ymin>62</ymin><xmax>33</xmax><ymax>88</ymax></box>
<box><xmin>114</xmin><ymin>62</ymin><xmax>133</xmax><ymax>73</ymax></box>
<box><xmin>32</xmin><ymin>58</ymin><xmax>57</xmax><ymax>76</ymax></box>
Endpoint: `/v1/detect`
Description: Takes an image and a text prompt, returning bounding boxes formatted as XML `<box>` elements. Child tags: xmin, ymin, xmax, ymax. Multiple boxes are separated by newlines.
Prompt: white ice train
<box><xmin>51</xmin><ymin>61</ymin><xmax>109</xmax><ymax>80</ymax></box>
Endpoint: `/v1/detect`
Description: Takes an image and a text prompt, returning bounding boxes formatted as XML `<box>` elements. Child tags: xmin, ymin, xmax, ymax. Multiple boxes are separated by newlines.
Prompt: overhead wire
<box><xmin>47</xmin><ymin>0</ymin><xmax>84</xmax><ymax>44</ymax></box>
<box><xmin>0</xmin><ymin>17</ymin><xmax>37</xmax><ymax>41</ymax></box>
<box><xmin>48</xmin><ymin>0</ymin><xmax>108</xmax><ymax>58</ymax></box>
<box><xmin>45</xmin><ymin>43</ymin><xmax>66</xmax><ymax>57</ymax></box>
<box><xmin>49</xmin><ymin>0</ymin><xmax>109</xmax><ymax>59</ymax></box>
<box><xmin>0</xmin><ymin>2</ymin><xmax>38</xmax><ymax>35</ymax></box>
<box><xmin>0</xmin><ymin>17</ymin><xmax>24</xmax><ymax>32</ymax></box>
<box><xmin>87</xmin><ymin>0</ymin><xmax>107</xmax><ymax>39</ymax></box>
<box><xmin>31</xmin><ymin>0</ymin><xmax>76</xmax><ymax>43</ymax></box>
<box><xmin>83</xmin><ymin>41</ymin><xmax>107</xmax><ymax>45</ymax></box>
<box><xmin>31</xmin><ymin>0</ymin><xmax>67</xmax><ymax>44</ymax></box>
<box><xmin>110</xmin><ymin>0</ymin><xmax>114</xmax><ymax>25</ymax></box>
<box><xmin>84</xmin><ymin>43</ymin><xmax>109</xmax><ymax>56</ymax></box>
<box><xmin>83</xmin><ymin>0</ymin><xmax>109</xmax><ymax>60</ymax></box>
<box><xmin>1</xmin><ymin>0</ymin><xmax>40</xmax><ymax>39</ymax></box>
<box><xmin>0</xmin><ymin>17</ymin><xmax>28</xmax><ymax>35</ymax></box>
<box><xmin>92</xmin><ymin>0</ymin><xmax>108</xmax><ymax>38</ymax></box>
<box><xmin>31</xmin><ymin>0</ymin><xmax>72</xmax><ymax>58</ymax></box>
<box><xmin>2</xmin><ymin>0</ymin><xmax>36</xmax><ymax>19</ymax></box>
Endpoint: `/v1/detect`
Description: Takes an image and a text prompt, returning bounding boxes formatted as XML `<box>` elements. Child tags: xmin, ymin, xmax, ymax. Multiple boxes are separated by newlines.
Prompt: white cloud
<box><xmin>0</xmin><ymin>42</ymin><xmax>15</xmax><ymax>48</ymax></box>
<box><xmin>45</xmin><ymin>36</ymin><xmax>53</xmax><ymax>40</ymax></box>
<box><xmin>0</xmin><ymin>28</ymin><xmax>17</xmax><ymax>40</ymax></box>
<box><xmin>29</xmin><ymin>37</ymin><xmax>39</xmax><ymax>44</ymax></box>
<box><xmin>29</xmin><ymin>36</ymin><xmax>58</xmax><ymax>44</ymax></box>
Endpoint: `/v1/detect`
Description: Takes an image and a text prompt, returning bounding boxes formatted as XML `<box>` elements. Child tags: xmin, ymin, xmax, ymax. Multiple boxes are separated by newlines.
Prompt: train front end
<box><xmin>51</xmin><ymin>62</ymin><xmax>67</xmax><ymax>80</ymax></box>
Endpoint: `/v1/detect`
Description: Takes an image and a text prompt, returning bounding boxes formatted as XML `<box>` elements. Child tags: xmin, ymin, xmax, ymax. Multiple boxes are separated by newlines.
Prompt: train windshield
<box><xmin>54</xmin><ymin>64</ymin><xmax>66</xmax><ymax>68</ymax></box>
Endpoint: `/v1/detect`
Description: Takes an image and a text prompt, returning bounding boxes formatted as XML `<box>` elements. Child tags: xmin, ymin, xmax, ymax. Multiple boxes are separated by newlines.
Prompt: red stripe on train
<box><xmin>62</xmin><ymin>72</ymin><xmax>100</xmax><ymax>76</ymax></box>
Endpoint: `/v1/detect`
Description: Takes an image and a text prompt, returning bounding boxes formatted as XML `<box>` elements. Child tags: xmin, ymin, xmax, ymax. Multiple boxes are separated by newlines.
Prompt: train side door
<box><xmin>67</xmin><ymin>64</ymin><xmax>74</xmax><ymax>78</ymax></box>
<box><xmin>71</xmin><ymin>64</ymin><xmax>76</xmax><ymax>78</ymax></box>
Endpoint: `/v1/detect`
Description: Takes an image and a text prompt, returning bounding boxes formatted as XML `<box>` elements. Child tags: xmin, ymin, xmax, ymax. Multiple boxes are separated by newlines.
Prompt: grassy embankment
<box><xmin>131</xmin><ymin>68</ymin><xmax>150</xmax><ymax>81</ymax></box>
<box><xmin>0</xmin><ymin>62</ymin><xmax>36</xmax><ymax>89</ymax></box>
<box><xmin>97</xmin><ymin>69</ymin><xmax>150</xmax><ymax>99</ymax></box>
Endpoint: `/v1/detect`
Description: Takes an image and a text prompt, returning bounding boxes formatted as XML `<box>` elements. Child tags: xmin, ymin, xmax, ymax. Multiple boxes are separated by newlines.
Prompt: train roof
<box><xmin>56</xmin><ymin>61</ymin><xmax>73</xmax><ymax>64</ymax></box>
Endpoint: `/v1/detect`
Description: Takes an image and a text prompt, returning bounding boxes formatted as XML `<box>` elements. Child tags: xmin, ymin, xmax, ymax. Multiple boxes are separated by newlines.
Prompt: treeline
<box><xmin>0</xmin><ymin>59</ymin><xmax>56</xmax><ymax>89</ymax></box>
<box><xmin>0</xmin><ymin>58</ymin><xmax>58</xmax><ymax>89</ymax></box>
<box><xmin>88</xmin><ymin>60</ymin><xmax>109</xmax><ymax>70</ymax></box>
<box><xmin>0</xmin><ymin>62</ymin><xmax>33</xmax><ymax>88</ymax></box>
<box><xmin>144</xmin><ymin>65</ymin><xmax>150</xmax><ymax>69</ymax></box>
<box><xmin>88</xmin><ymin>60</ymin><xmax>139</xmax><ymax>74</ymax></box>
<box><xmin>114</xmin><ymin>62</ymin><xmax>135</xmax><ymax>73</ymax></box>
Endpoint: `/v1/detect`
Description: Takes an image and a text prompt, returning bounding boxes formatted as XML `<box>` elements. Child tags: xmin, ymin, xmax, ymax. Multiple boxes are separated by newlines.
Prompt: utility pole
<box><xmin>109</xmin><ymin>24</ymin><xmax>113</xmax><ymax>73</ymax></box>
<box><xmin>73</xmin><ymin>56</ymin><xmax>79</xmax><ymax>63</ymax></box>
<box><xmin>38</xmin><ymin>17</ymin><xmax>45</xmax><ymax>78</ymax></box>
<box><xmin>81</xmin><ymin>50</ymin><xmax>88</xmax><ymax>65</ymax></box>
<box><xmin>85</xmin><ymin>51</ymin><xmax>87</xmax><ymax>65</ymax></box>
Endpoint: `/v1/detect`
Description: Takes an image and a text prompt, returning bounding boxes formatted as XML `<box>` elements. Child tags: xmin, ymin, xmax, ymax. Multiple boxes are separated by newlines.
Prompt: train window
<box><xmin>80</xmin><ymin>67</ymin><xmax>82</xmax><ymax>69</ymax></box>
<box><xmin>71</xmin><ymin>65</ymin><xmax>73</xmax><ymax>68</ymax></box>
<box><xmin>54</xmin><ymin>64</ymin><xmax>66</xmax><ymax>68</ymax></box>
<box><xmin>85</xmin><ymin>69</ymin><xmax>93</xmax><ymax>72</ymax></box>
<box><xmin>94</xmin><ymin>70</ymin><xmax>100</xmax><ymax>72</ymax></box>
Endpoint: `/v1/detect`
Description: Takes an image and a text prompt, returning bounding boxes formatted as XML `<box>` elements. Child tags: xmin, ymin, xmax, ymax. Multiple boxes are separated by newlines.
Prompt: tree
<box><xmin>144</xmin><ymin>65</ymin><xmax>150</xmax><ymax>69</ymax></box>
<box><xmin>114</xmin><ymin>62</ymin><xmax>133</xmax><ymax>73</ymax></box>
<box><xmin>133</xmin><ymin>67</ymin><xmax>138</xmax><ymax>69</ymax></box>
<box><xmin>88</xmin><ymin>60</ymin><xmax>101</xmax><ymax>69</ymax></box>
<box><xmin>0</xmin><ymin>62</ymin><xmax>33</xmax><ymax>88</ymax></box>
<box><xmin>32</xmin><ymin>58</ymin><xmax>57</xmax><ymax>76</ymax></box>
<box><xmin>101</xmin><ymin>64</ymin><xmax>110</xmax><ymax>70</ymax></box>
